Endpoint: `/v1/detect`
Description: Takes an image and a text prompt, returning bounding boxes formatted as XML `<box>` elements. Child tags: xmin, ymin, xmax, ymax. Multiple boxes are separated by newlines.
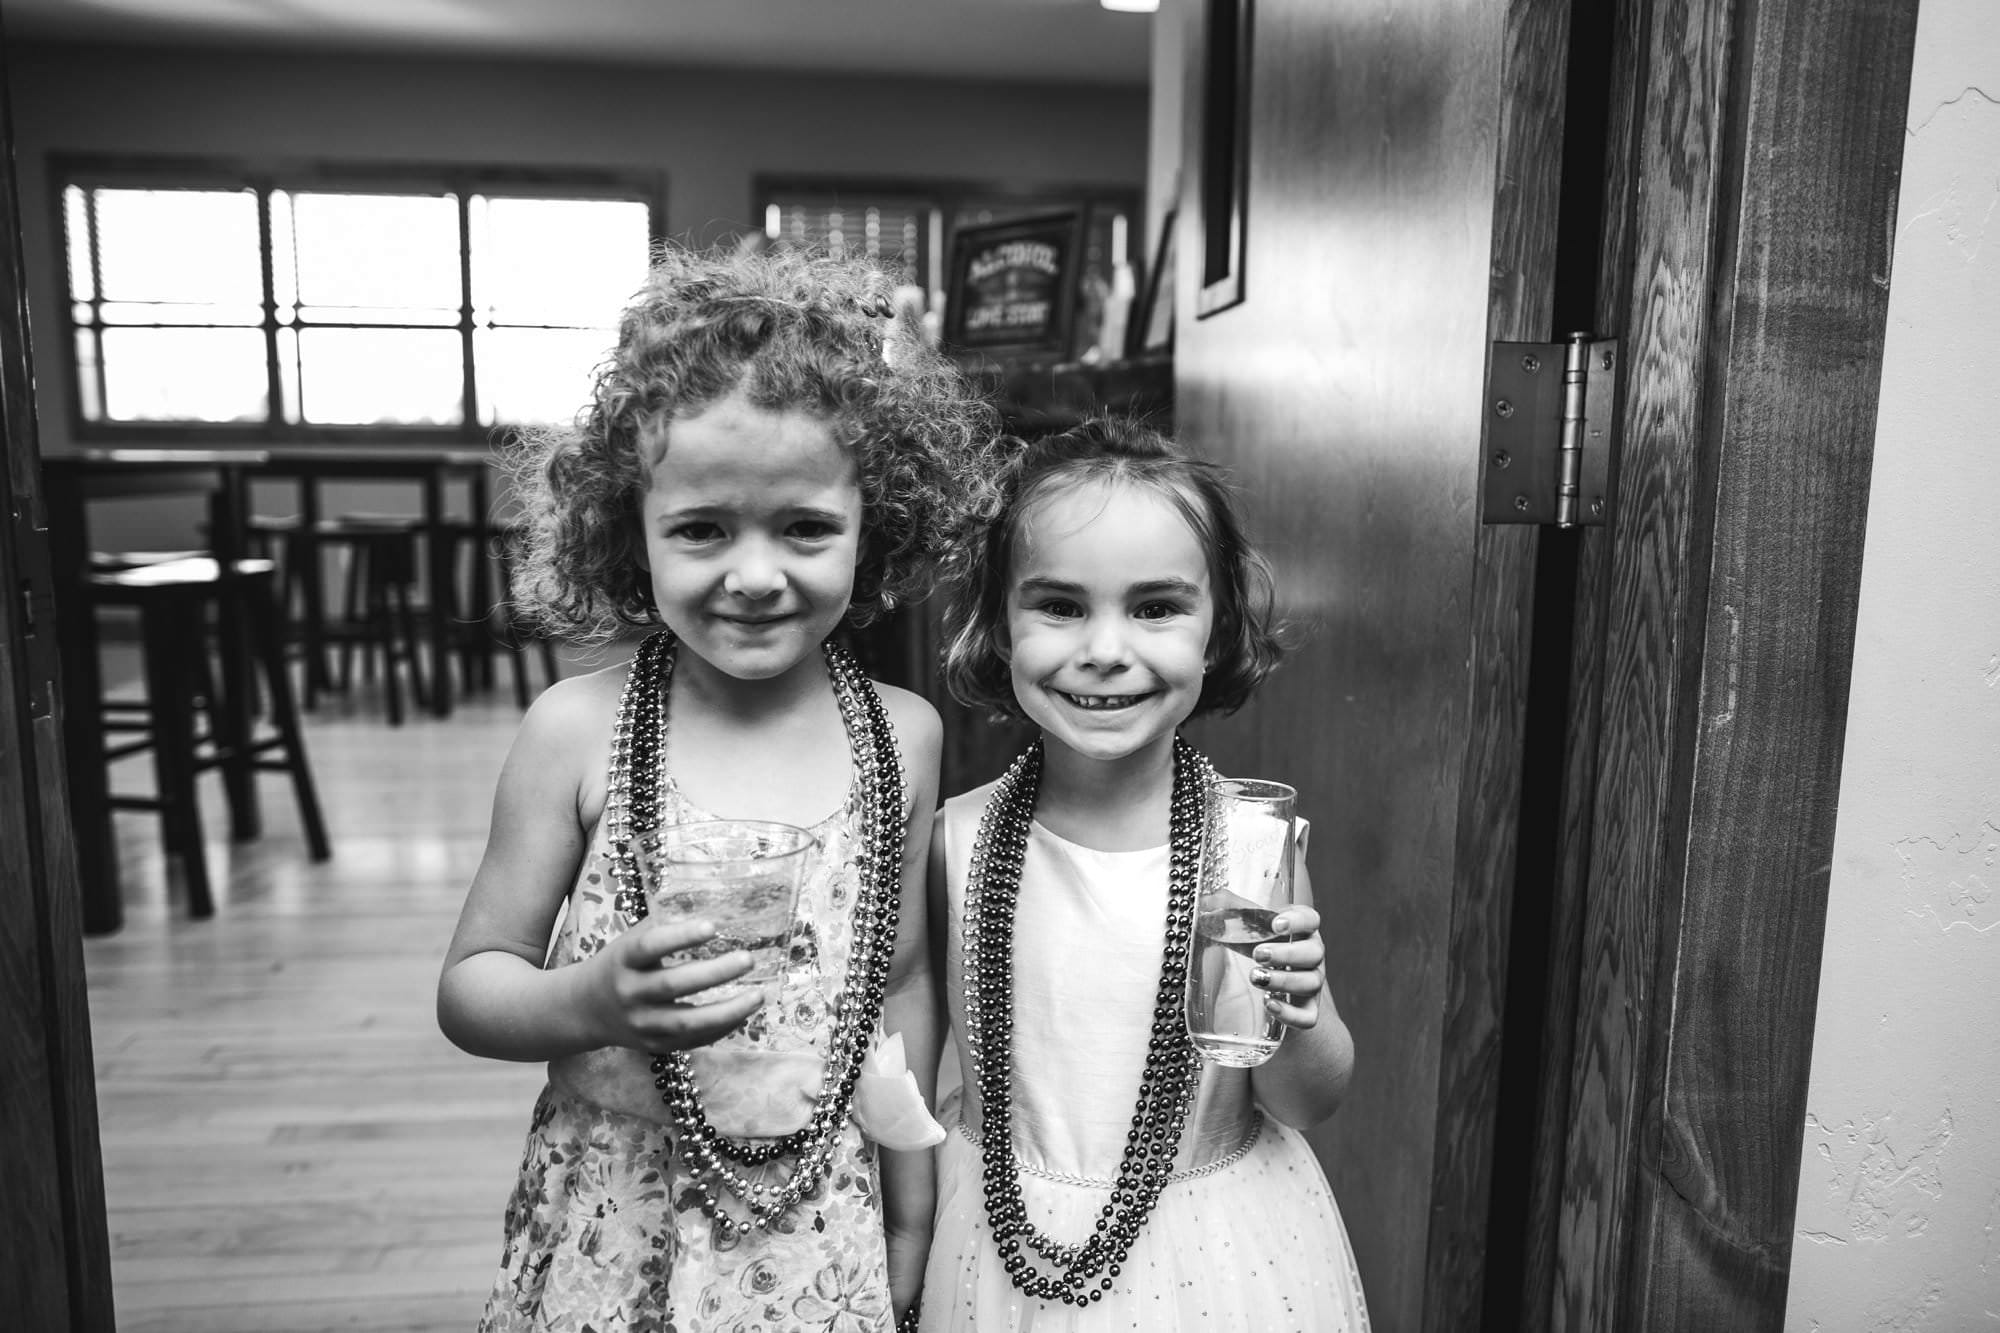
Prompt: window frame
<box><xmin>53</xmin><ymin>154</ymin><xmax>666</xmax><ymax>444</ymax></box>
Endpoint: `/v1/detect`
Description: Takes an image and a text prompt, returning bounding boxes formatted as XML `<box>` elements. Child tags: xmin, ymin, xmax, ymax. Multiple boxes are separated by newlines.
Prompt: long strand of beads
<box><xmin>961</xmin><ymin>735</ymin><xmax>1214</xmax><ymax>1305</ymax></box>
<box><xmin>602</xmin><ymin>631</ymin><xmax>908</xmax><ymax>1234</ymax></box>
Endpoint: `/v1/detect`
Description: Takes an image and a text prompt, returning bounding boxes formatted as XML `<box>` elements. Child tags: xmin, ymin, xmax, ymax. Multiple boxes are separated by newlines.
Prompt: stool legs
<box><xmin>137</xmin><ymin>596</ymin><xmax>214</xmax><ymax>919</ymax></box>
<box><xmin>246</xmin><ymin>573</ymin><xmax>330</xmax><ymax>862</ymax></box>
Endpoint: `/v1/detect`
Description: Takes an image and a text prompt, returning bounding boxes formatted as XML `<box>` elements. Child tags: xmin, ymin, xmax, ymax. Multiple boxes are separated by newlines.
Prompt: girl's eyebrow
<box><xmin>656</xmin><ymin>502</ymin><xmax>851</xmax><ymax>523</ymax></box>
<box><xmin>1014</xmin><ymin>575</ymin><xmax>1204</xmax><ymax>597</ymax></box>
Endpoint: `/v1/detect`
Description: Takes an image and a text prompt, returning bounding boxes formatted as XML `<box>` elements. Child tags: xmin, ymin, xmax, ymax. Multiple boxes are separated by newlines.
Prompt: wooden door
<box><xmin>1529</xmin><ymin>0</ymin><xmax>1919</xmax><ymax>1329</ymax></box>
<box><xmin>0</xmin><ymin>25</ymin><xmax>117</xmax><ymax>1332</ymax></box>
<box><xmin>1166</xmin><ymin>0</ymin><xmax>1918</xmax><ymax>1330</ymax></box>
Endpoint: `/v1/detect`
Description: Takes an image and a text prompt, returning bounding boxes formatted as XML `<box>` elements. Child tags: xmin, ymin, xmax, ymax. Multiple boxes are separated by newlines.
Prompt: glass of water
<box><xmin>1186</xmin><ymin>779</ymin><xmax>1298</xmax><ymax>1067</ymax></box>
<box><xmin>637</xmin><ymin>820</ymin><xmax>816</xmax><ymax>998</ymax></box>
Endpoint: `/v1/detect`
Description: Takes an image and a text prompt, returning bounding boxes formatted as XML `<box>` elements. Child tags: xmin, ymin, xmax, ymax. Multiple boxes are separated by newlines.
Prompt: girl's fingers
<box><xmin>1251</xmin><ymin>964</ymin><xmax>1324</xmax><ymax>1004</ymax></box>
<box><xmin>1271</xmin><ymin>905</ymin><xmax>1321</xmax><ymax>937</ymax></box>
<box><xmin>1259</xmin><ymin>974</ymin><xmax>1321</xmax><ymax>1029</ymax></box>
<box><xmin>635</xmin><ymin>989</ymin><xmax>764</xmax><ymax>1050</ymax></box>
<box><xmin>623</xmin><ymin>919</ymin><xmax>722</xmax><ymax>967</ymax></box>
<box><xmin>1250</xmin><ymin>934</ymin><xmax>1325</xmax><ymax>972</ymax></box>
<box><xmin>650</xmin><ymin>950</ymin><xmax>756</xmax><ymax>1002</ymax></box>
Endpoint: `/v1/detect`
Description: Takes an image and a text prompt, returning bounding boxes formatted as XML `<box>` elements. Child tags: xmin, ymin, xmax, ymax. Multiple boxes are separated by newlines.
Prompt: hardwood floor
<box><xmin>83</xmin><ymin>643</ymin><xmax>622</xmax><ymax>1332</ymax></box>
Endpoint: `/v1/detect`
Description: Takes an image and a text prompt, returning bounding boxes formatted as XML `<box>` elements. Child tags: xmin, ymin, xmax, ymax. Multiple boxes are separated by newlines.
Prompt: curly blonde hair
<box><xmin>508</xmin><ymin>243</ymin><xmax>1001</xmax><ymax>641</ymax></box>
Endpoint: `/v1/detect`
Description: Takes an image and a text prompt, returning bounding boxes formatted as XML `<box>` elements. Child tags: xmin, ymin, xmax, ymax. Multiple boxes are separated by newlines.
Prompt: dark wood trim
<box><xmin>1544</xmin><ymin>0</ymin><xmax>1919</xmax><ymax>1326</ymax></box>
<box><xmin>1549</xmin><ymin>0</ymin><xmax>1743</xmax><ymax>1319</ymax></box>
<box><xmin>1193</xmin><ymin>0</ymin><xmax>1252</xmax><ymax>317</ymax></box>
<box><xmin>1420</xmin><ymin>0</ymin><xmax>1571</xmax><ymax>1326</ymax></box>
<box><xmin>0</xmin><ymin>29</ymin><xmax>116</xmax><ymax>1329</ymax></box>
<box><xmin>1518</xmin><ymin>0</ymin><xmax>1653</xmax><ymax>1322</ymax></box>
<box><xmin>1618</xmin><ymin>0</ymin><xmax>1918</xmax><ymax>1325</ymax></box>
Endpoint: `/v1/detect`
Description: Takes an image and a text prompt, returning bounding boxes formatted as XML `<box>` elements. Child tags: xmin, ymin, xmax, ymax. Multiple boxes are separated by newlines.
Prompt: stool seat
<box><xmin>91</xmin><ymin>555</ymin><xmax>275</xmax><ymax>591</ymax></box>
<box><xmin>315</xmin><ymin>513</ymin><xmax>425</xmax><ymax>534</ymax></box>
<box><xmin>89</xmin><ymin>549</ymin><xmax>211</xmax><ymax>573</ymax></box>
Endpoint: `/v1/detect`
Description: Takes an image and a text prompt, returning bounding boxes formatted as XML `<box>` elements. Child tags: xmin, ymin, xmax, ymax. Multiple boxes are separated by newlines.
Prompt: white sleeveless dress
<box><xmin>921</xmin><ymin>780</ymin><xmax>1371</xmax><ymax>1333</ymax></box>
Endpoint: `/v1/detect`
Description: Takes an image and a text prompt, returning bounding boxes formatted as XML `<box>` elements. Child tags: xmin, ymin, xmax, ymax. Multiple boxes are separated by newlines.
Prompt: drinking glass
<box><xmin>636</xmin><ymin>820</ymin><xmax>816</xmax><ymax>998</ymax></box>
<box><xmin>1186</xmin><ymin>778</ymin><xmax>1298</xmax><ymax>1066</ymax></box>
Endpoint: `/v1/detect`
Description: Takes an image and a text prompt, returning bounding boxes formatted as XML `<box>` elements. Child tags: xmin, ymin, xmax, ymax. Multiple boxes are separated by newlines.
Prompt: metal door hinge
<box><xmin>11</xmin><ymin>503</ymin><xmax>61</xmax><ymax>719</ymax></box>
<box><xmin>1481</xmin><ymin>333</ymin><xmax>1620</xmax><ymax>528</ymax></box>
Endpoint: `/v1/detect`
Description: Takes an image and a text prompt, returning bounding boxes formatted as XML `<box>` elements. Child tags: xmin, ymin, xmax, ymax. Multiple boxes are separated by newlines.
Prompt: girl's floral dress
<box><xmin>479</xmin><ymin>768</ymin><xmax>893</xmax><ymax>1333</ymax></box>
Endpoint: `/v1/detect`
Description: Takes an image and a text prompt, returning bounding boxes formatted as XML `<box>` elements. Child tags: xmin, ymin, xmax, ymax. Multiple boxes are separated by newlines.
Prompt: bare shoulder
<box><xmin>873</xmin><ymin>681</ymin><xmax>943</xmax><ymax>757</ymax></box>
<box><xmin>503</xmin><ymin>657</ymin><xmax>628</xmax><ymax>815</ymax></box>
<box><xmin>517</xmin><ymin>658</ymin><xmax>625</xmax><ymax>746</ymax></box>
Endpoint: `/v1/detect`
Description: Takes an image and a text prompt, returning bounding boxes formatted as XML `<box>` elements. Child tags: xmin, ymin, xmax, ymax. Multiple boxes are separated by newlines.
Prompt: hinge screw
<box><xmin>1600</xmin><ymin>350</ymin><xmax>1614</xmax><ymax>370</ymax></box>
<box><xmin>1494</xmin><ymin>399</ymin><xmax>1514</xmax><ymax>418</ymax></box>
<box><xmin>1513</xmin><ymin>495</ymin><xmax>1530</xmax><ymax>512</ymax></box>
<box><xmin>1521</xmin><ymin>354</ymin><xmax>1541</xmax><ymax>373</ymax></box>
<box><xmin>1590</xmin><ymin>497</ymin><xmax>1605</xmax><ymax>516</ymax></box>
<box><xmin>1490</xmin><ymin>450</ymin><xmax>1511</xmax><ymax>470</ymax></box>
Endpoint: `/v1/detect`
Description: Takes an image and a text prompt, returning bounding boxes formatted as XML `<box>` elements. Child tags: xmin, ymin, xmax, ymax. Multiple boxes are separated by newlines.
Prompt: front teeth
<box><xmin>1062</xmin><ymin>691</ymin><xmax>1145</xmax><ymax>711</ymax></box>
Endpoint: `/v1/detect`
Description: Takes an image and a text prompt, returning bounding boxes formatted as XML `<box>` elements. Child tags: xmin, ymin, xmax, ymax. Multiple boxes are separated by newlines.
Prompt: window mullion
<box><xmin>82</xmin><ymin>189</ymin><xmax>107</xmax><ymax>422</ymax></box>
<box><xmin>456</xmin><ymin>190</ymin><xmax>478</xmax><ymax>435</ymax></box>
<box><xmin>256</xmin><ymin>183</ymin><xmax>284</xmax><ymax>431</ymax></box>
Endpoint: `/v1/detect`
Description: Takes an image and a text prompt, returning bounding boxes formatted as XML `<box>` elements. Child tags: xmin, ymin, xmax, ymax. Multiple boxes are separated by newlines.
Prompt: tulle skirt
<box><xmin>919</xmin><ymin>1111</ymin><xmax>1370</xmax><ymax>1333</ymax></box>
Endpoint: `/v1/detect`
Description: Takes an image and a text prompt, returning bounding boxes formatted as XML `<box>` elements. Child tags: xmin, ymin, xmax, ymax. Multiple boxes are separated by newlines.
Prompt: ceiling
<box><xmin>4</xmin><ymin>0</ymin><xmax>1154</xmax><ymax>86</ymax></box>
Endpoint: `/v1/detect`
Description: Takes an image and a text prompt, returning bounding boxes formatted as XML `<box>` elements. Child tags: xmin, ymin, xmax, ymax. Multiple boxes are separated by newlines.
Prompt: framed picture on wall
<box><xmin>1196</xmin><ymin>0</ymin><xmax>1253</xmax><ymax>318</ymax></box>
<box><xmin>943</xmin><ymin>210</ymin><xmax>1086</xmax><ymax>362</ymax></box>
<box><xmin>1130</xmin><ymin>210</ymin><xmax>1177</xmax><ymax>357</ymax></box>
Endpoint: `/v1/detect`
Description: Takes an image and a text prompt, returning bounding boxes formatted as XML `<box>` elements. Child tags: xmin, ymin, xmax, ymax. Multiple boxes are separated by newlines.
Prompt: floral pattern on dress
<box><xmin>480</xmin><ymin>767</ymin><xmax>894</xmax><ymax>1332</ymax></box>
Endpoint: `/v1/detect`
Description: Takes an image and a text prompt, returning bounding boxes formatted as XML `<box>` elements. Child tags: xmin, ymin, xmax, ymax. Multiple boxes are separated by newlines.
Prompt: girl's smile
<box><xmin>1054</xmin><ymin>689</ymin><xmax>1156</xmax><ymax>711</ymax></box>
<box><xmin>1005</xmin><ymin>481</ymin><xmax>1214</xmax><ymax>768</ymax></box>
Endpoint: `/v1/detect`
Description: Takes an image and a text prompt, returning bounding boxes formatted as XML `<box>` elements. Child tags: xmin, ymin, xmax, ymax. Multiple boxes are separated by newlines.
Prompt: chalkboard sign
<box><xmin>943</xmin><ymin>211</ymin><xmax>1086</xmax><ymax>361</ymax></box>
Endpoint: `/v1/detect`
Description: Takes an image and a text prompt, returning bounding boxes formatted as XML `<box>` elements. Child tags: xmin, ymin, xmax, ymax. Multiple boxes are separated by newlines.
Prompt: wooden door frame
<box><xmin>0</xmin><ymin>23</ymin><xmax>117</xmax><ymax>1331</ymax></box>
<box><xmin>1516</xmin><ymin>0</ymin><xmax>1921</xmax><ymax>1328</ymax></box>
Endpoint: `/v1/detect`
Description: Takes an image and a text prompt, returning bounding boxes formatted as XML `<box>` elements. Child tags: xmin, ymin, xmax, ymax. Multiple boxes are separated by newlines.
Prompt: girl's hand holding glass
<box><xmin>1249</xmin><ymin>905</ymin><xmax>1327</xmax><ymax>1029</ymax></box>
<box><xmin>584</xmin><ymin>916</ymin><xmax>764</xmax><ymax>1054</ymax></box>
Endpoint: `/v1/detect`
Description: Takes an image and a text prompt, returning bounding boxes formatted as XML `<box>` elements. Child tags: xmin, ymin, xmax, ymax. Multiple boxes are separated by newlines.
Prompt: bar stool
<box><xmin>442</xmin><ymin>519</ymin><xmax>559</xmax><ymax>707</ymax></box>
<box><xmin>486</xmin><ymin>521</ymin><xmax>560</xmax><ymax>707</ymax></box>
<box><xmin>90</xmin><ymin>556</ymin><xmax>331</xmax><ymax>918</ymax></box>
<box><xmin>309</xmin><ymin>514</ymin><xmax>430</xmax><ymax>725</ymax></box>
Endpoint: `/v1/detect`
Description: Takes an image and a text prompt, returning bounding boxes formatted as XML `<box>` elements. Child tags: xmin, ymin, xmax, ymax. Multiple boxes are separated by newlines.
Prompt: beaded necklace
<box><xmin>604</xmin><ymin>630</ymin><xmax>907</xmax><ymax>1237</ymax></box>
<box><xmin>961</xmin><ymin>735</ymin><xmax>1214</xmax><ymax>1306</ymax></box>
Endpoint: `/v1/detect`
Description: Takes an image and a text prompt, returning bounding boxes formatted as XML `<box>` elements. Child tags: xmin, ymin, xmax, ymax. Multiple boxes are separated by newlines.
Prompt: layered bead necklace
<box><xmin>604</xmin><ymin>630</ymin><xmax>907</xmax><ymax>1237</ymax></box>
<box><xmin>961</xmin><ymin>735</ymin><xmax>1215</xmax><ymax>1306</ymax></box>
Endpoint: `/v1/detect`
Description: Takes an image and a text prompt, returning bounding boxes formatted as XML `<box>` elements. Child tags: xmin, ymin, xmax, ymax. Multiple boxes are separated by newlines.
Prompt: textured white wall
<box><xmin>1785</xmin><ymin>1</ymin><xmax>2000</xmax><ymax>1326</ymax></box>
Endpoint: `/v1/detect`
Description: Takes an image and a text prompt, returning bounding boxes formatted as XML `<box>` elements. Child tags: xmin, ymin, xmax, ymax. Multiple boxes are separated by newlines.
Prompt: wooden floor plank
<box><xmin>84</xmin><ymin>645</ymin><xmax>586</xmax><ymax>1332</ymax></box>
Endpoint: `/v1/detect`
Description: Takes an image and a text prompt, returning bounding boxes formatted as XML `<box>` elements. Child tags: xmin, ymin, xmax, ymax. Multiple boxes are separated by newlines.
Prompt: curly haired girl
<box><xmin>440</xmin><ymin>243</ymin><xmax>998</xmax><ymax>1333</ymax></box>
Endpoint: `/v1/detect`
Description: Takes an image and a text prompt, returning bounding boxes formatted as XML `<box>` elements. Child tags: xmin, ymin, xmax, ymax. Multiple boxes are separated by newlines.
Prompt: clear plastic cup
<box><xmin>637</xmin><ymin>819</ymin><xmax>816</xmax><ymax>997</ymax></box>
<box><xmin>1186</xmin><ymin>779</ymin><xmax>1298</xmax><ymax>1066</ymax></box>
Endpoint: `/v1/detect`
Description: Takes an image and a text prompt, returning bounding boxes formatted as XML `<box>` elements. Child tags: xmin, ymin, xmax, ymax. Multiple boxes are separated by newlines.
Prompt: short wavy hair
<box><xmin>941</xmin><ymin>417</ymin><xmax>1285</xmax><ymax>722</ymax></box>
<box><xmin>509</xmin><ymin>243</ymin><xmax>1001</xmax><ymax>641</ymax></box>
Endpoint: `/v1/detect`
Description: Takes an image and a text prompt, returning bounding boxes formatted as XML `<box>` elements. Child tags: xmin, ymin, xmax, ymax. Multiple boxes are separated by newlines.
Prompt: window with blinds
<box><xmin>762</xmin><ymin>192</ymin><xmax>938</xmax><ymax>293</ymax></box>
<box><xmin>754</xmin><ymin>178</ymin><xmax>1142</xmax><ymax>362</ymax></box>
